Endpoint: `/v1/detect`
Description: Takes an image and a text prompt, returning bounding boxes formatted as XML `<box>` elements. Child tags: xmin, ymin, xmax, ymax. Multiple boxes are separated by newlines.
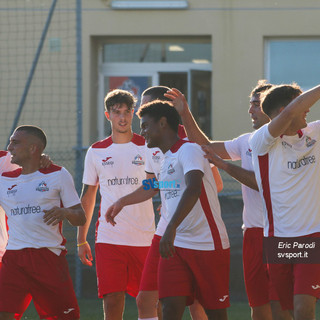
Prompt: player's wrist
<box><xmin>77</xmin><ymin>241</ymin><xmax>88</xmax><ymax>247</ymax></box>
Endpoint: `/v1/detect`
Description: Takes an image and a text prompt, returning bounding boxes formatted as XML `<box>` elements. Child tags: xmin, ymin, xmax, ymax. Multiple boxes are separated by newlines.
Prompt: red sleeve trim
<box><xmin>131</xmin><ymin>133</ymin><xmax>145</xmax><ymax>146</ymax></box>
<box><xmin>92</xmin><ymin>136</ymin><xmax>113</xmax><ymax>149</ymax></box>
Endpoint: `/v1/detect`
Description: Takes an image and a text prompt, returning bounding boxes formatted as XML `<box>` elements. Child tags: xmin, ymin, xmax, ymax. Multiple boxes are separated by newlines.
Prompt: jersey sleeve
<box><xmin>144</xmin><ymin>146</ymin><xmax>154</xmax><ymax>174</ymax></box>
<box><xmin>179</xmin><ymin>143</ymin><xmax>206</xmax><ymax>176</ymax></box>
<box><xmin>249</xmin><ymin>123</ymin><xmax>277</xmax><ymax>156</ymax></box>
<box><xmin>59</xmin><ymin>167</ymin><xmax>81</xmax><ymax>208</ymax></box>
<box><xmin>0</xmin><ymin>151</ymin><xmax>18</xmax><ymax>174</ymax></box>
<box><xmin>224</xmin><ymin>133</ymin><xmax>249</xmax><ymax>161</ymax></box>
<box><xmin>82</xmin><ymin>147</ymin><xmax>99</xmax><ymax>186</ymax></box>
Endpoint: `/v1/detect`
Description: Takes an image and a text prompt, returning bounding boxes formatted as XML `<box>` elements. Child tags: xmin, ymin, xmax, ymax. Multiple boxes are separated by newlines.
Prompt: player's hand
<box><xmin>159</xmin><ymin>225</ymin><xmax>176</xmax><ymax>259</ymax></box>
<box><xmin>164</xmin><ymin>88</ymin><xmax>189</xmax><ymax>116</ymax></box>
<box><xmin>201</xmin><ymin>145</ymin><xmax>227</xmax><ymax>170</ymax></box>
<box><xmin>43</xmin><ymin>206</ymin><xmax>67</xmax><ymax>226</ymax></box>
<box><xmin>39</xmin><ymin>153</ymin><xmax>53</xmax><ymax>168</ymax></box>
<box><xmin>105</xmin><ymin>199</ymin><xmax>124</xmax><ymax>226</ymax></box>
<box><xmin>77</xmin><ymin>242</ymin><xmax>93</xmax><ymax>266</ymax></box>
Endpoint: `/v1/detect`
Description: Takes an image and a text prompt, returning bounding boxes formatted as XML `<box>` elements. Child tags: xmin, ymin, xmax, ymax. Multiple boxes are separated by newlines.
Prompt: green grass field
<box><xmin>20</xmin><ymin>296</ymin><xmax>320</xmax><ymax>319</ymax></box>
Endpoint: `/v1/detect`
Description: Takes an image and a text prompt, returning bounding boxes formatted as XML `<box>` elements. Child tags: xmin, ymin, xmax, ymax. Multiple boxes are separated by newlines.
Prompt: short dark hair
<box><xmin>15</xmin><ymin>125</ymin><xmax>47</xmax><ymax>149</ymax></box>
<box><xmin>141</xmin><ymin>86</ymin><xmax>171</xmax><ymax>102</ymax></box>
<box><xmin>104</xmin><ymin>89</ymin><xmax>137</xmax><ymax>112</ymax></box>
<box><xmin>250</xmin><ymin>79</ymin><xmax>273</xmax><ymax>98</ymax></box>
<box><xmin>261</xmin><ymin>83</ymin><xmax>302</xmax><ymax>118</ymax></box>
<box><xmin>137</xmin><ymin>100</ymin><xmax>180</xmax><ymax>133</ymax></box>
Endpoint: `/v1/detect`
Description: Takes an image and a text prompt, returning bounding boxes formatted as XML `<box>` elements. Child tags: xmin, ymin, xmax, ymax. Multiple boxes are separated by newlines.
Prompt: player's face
<box><xmin>7</xmin><ymin>130</ymin><xmax>32</xmax><ymax>165</ymax></box>
<box><xmin>105</xmin><ymin>104</ymin><xmax>134</xmax><ymax>134</ymax></box>
<box><xmin>291</xmin><ymin>108</ymin><xmax>309</xmax><ymax>131</ymax></box>
<box><xmin>140</xmin><ymin>115</ymin><xmax>161</xmax><ymax>148</ymax></box>
<box><xmin>248</xmin><ymin>94</ymin><xmax>270</xmax><ymax>130</ymax></box>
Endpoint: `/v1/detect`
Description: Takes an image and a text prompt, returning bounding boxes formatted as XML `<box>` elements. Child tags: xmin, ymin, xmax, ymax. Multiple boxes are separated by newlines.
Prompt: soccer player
<box><xmin>0</xmin><ymin>125</ymin><xmax>86</xmax><ymax>320</ymax></box>
<box><xmin>77</xmin><ymin>89</ymin><xmax>155</xmax><ymax>320</ymax></box>
<box><xmin>137</xmin><ymin>100</ymin><xmax>230</xmax><ymax>320</ymax></box>
<box><xmin>166</xmin><ymin>84</ymin><xmax>292</xmax><ymax>320</ymax></box>
<box><xmin>106</xmin><ymin>85</ymin><xmax>222</xmax><ymax>320</ymax></box>
<box><xmin>249</xmin><ymin>83</ymin><xmax>320</xmax><ymax>320</ymax></box>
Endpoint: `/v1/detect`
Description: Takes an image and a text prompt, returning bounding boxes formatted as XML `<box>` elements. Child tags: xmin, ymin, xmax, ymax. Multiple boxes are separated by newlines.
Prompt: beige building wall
<box><xmin>81</xmin><ymin>0</ymin><xmax>320</xmax><ymax>145</ymax></box>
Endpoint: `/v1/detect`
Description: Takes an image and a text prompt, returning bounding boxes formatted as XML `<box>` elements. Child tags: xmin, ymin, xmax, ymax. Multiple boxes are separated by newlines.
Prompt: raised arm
<box><xmin>202</xmin><ymin>145</ymin><xmax>258</xmax><ymax>191</ymax></box>
<box><xmin>105</xmin><ymin>172</ymin><xmax>158</xmax><ymax>226</ymax></box>
<box><xmin>159</xmin><ymin>170</ymin><xmax>203</xmax><ymax>258</ymax></box>
<box><xmin>268</xmin><ymin>84</ymin><xmax>320</xmax><ymax>138</ymax></box>
<box><xmin>164</xmin><ymin>88</ymin><xmax>210</xmax><ymax>145</ymax></box>
<box><xmin>77</xmin><ymin>184</ymin><xmax>98</xmax><ymax>266</ymax></box>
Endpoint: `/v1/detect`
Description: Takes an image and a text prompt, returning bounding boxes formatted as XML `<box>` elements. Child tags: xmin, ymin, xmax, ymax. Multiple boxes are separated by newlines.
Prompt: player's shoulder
<box><xmin>0</xmin><ymin>150</ymin><xmax>8</xmax><ymax>159</ymax></box>
<box><xmin>170</xmin><ymin>139</ymin><xmax>196</xmax><ymax>154</ymax></box>
<box><xmin>39</xmin><ymin>163</ymin><xmax>63</xmax><ymax>174</ymax></box>
<box><xmin>131</xmin><ymin>133</ymin><xmax>145</xmax><ymax>146</ymax></box>
<box><xmin>91</xmin><ymin>136</ymin><xmax>113</xmax><ymax>149</ymax></box>
<box><xmin>2</xmin><ymin>168</ymin><xmax>22</xmax><ymax>178</ymax></box>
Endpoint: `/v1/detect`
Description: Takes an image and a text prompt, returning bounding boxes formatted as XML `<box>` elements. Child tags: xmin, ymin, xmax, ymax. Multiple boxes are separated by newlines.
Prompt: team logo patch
<box><xmin>306</xmin><ymin>136</ymin><xmax>316</xmax><ymax>147</ymax></box>
<box><xmin>132</xmin><ymin>154</ymin><xmax>144</xmax><ymax>166</ymax></box>
<box><xmin>246</xmin><ymin>148</ymin><xmax>252</xmax><ymax>157</ymax></box>
<box><xmin>152</xmin><ymin>150</ymin><xmax>161</xmax><ymax>163</ymax></box>
<box><xmin>36</xmin><ymin>181</ymin><xmax>49</xmax><ymax>192</ymax></box>
<box><xmin>167</xmin><ymin>164</ymin><xmax>175</xmax><ymax>175</ymax></box>
<box><xmin>102</xmin><ymin>156</ymin><xmax>114</xmax><ymax>166</ymax></box>
<box><xmin>7</xmin><ymin>184</ymin><xmax>18</xmax><ymax>196</ymax></box>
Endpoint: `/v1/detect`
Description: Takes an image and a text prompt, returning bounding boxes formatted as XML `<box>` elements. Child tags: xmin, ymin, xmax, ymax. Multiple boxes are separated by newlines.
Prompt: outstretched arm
<box><xmin>268</xmin><ymin>84</ymin><xmax>320</xmax><ymax>138</ymax></box>
<box><xmin>159</xmin><ymin>170</ymin><xmax>203</xmax><ymax>258</ymax></box>
<box><xmin>202</xmin><ymin>145</ymin><xmax>258</xmax><ymax>191</ymax></box>
<box><xmin>105</xmin><ymin>173</ymin><xmax>158</xmax><ymax>226</ymax></box>
<box><xmin>164</xmin><ymin>88</ymin><xmax>210</xmax><ymax>145</ymax></box>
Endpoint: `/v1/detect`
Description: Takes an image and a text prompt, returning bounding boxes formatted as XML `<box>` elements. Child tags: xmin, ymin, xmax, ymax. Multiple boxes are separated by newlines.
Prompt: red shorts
<box><xmin>139</xmin><ymin>235</ymin><xmax>161</xmax><ymax>291</ymax></box>
<box><xmin>95</xmin><ymin>243</ymin><xmax>150</xmax><ymax>298</ymax></box>
<box><xmin>243</xmin><ymin>228</ymin><xmax>278</xmax><ymax>307</ymax></box>
<box><xmin>158</xmin><ymin>247</ymin><xmax>230</xmax><ymax>310</ymax></box>
<box><xmin>268</xmin><ymin>233</ymin><xmax>320</xmax><ymax>310</ymax></box>
<box><xmin>0</xmin><ymin>248</ymin><xmax>80</xmax><ymax>319</ymax></box>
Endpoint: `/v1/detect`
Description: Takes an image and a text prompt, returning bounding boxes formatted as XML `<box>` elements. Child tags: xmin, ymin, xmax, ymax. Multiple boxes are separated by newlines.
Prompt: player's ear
<box><xmin>159</xmin><ymin>116</ymin><xmax>168</xmax><ymax>128</ymax></box>
<box><xmin>104</xmin><ymin>111</ymin><xmax>110</xmax><ymax>120</ymax></box>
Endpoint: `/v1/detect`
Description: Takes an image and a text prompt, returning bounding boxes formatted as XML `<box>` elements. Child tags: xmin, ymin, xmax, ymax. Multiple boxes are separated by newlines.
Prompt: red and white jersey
<box><xmin>144</xmin><ymin>125</ymin><xmax>188</xmax><ymax>237</ymax></box>
<box><xmin>0</xmin><ymin>165</ymin><xmax>81</xmax><ymax>255</ymax></box>
<box><xmin>250</xmin><ymin>121</ymin><xmax>320</xmax><ymax>237</ymax></box>
<box><xmin>83</xmin><ymin>134</ymin><xmax>155</xmax><ymax>246</ymax></box>
<box><xmin>224</xmin><ymin>133</ymin><xmax>264</xmax><ymax>229</ymax></box>
<box><xmin>0</xmin><ymin>151</ymin><xmax>18</xmax><ymax>261</ymax></box>
<box><xmin>159</xmin><ymin>140</ymin><xmax>229</xmax><ymax>250</ymax></box>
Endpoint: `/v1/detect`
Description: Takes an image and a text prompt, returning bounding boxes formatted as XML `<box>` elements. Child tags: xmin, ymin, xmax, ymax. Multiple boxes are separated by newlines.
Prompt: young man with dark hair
<box><xmin>78</xmin><ymin>89</ymin><xmax>155</xmax><ymax>320</ymax></box>
<box><xmin>167</xmin><ymin>82</ymin><xmax>292</xmax><ymax>320</ymax></box>
<box><xmin>249</xmin><ymin>83</ymin><xmax>320</xmax><ymax>320</ymax></box>
<box><xmin>137</xmin><ymin>100</ymin><xmax>230</xmax><ymax>320</ymax></box>
<box><xmin>0</xmin><ymin>125</ymin><xmax>86</xmax><ymax>320</ymax></box>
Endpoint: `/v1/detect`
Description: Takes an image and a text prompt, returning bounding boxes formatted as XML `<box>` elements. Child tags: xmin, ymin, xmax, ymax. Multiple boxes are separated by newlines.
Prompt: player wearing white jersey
<box><xmin>78</xmin><ymin>89</ymin><xmax>155</xmax><ymax>320</ymax></box>
<box><xmin>138</xmin><ymin>100</ymin><xmax>230</xmax><ymax>320</ymax></box>
<box><xmin>0</xmin><ymin>125</ymin><xmax>86</xmax><ymax>320</ymax></box>
<box><xmin>167</xmin><ymin>84</ymin><xmax>293</xmax><ymax>320</ymax></box>
<box><xmin>249</xmin><ymin>83</ymin><xmax>320</xmax><ymax>320</ymax></box>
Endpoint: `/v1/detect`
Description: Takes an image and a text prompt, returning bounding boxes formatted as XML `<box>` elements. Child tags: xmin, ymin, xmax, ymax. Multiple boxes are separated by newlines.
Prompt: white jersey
<box><xmin>224</xmin><ymin>133</ymin><xmax>264</xmax><ymax>229</ymax></box>
<box><xmin>0</xmin><ymin>151</ymin><xmax>18</xmax><ymax>261</ymax></box>
<box><xmin>83</xmin><ymin>134</ymin><xmax>155</xmax><ymax>246</ymax></box>
<box><xmin>0</xmin><ymin>165</ymin><xmax>81</xmax><ymax>255</ymax></box>
<box><xmin>160</xmin><ymin>140</ymin><xmax>229</xmax><ymax>251</ymax></box>
<box><xmin>249</xmin><ymin>121</ymin><xmax>320</xmax><ymax>237</ymax></box>
<box><xmin>144</xmin><ymin>125</ymin><xmax>189</xmax><ymax>237</ymax></box>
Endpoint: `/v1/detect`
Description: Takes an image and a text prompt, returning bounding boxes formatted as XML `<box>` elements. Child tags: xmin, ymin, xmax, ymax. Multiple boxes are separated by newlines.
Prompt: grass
<box><xmin>20</xmin><ymin>295</ymin><xmax>320</xmax><ymax>319</ymax></box>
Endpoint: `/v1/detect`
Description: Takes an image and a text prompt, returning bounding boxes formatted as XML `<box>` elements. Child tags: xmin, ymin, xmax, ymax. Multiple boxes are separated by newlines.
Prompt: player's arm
<box><xmin>105</xmin><ymin>172</ymin><xmax>159</xmax><ymax>226</ymax></box>
<box><xmin>77</xmin><ymin>184</ymin><xmax>98</xmax><ymax>266</ymax></box>
<box><xmin>268</xmin><ymin>84</ymin><xmax>320</xmax><ymax>138</ymax></box>
<box><xmin>43</xmin><ymin>203</ymin><xmax>86</xmax><ymax>226</ymax></box>
<box><xmin>159</xmin><ymin>170</ymin><xmax>203</xmax><ymax>259</ymax></box>
<box><xmin>202</xmin><ymin>147</ymin><xmax>258</xmax><ymax>191</ymax></box>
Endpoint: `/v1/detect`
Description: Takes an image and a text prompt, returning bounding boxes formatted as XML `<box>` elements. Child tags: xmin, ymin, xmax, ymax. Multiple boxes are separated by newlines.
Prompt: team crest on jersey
<box><xmin>246</xmin><ymin>148</ymin><xmax>252</xmax><ymax>157</ymax></box>
<box><xmin>306</xmin><ymin>136</ymin><xmax>316</xmax><ymax>147</ymax></box>
<box><xmin>132</xmin><ymin>154</ymin><xmax>144</xmax><ymax>166</ymax></box>
<box><xmin>152</xmin><ymin>150</ymin><xmax>161</xmax><ymax>163</ymax></box>
<box><xmin>7</xmin><ymin>184</ymin><xmax>18</xmax><ymax>196</ymax></box>
<box><xmin>167</xmin><ymin>164</ymin><xmax>175</xmax><ymax>175</ymax></box>
<box><xmin>36</xmin><ymin>181</ymin><xmax>49</xmax><ymax>192</ymax></box>
<box><xmin>102</xmin><ymin>156</ymin><xmax>114</xmax><ymax>166</ymax></box>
